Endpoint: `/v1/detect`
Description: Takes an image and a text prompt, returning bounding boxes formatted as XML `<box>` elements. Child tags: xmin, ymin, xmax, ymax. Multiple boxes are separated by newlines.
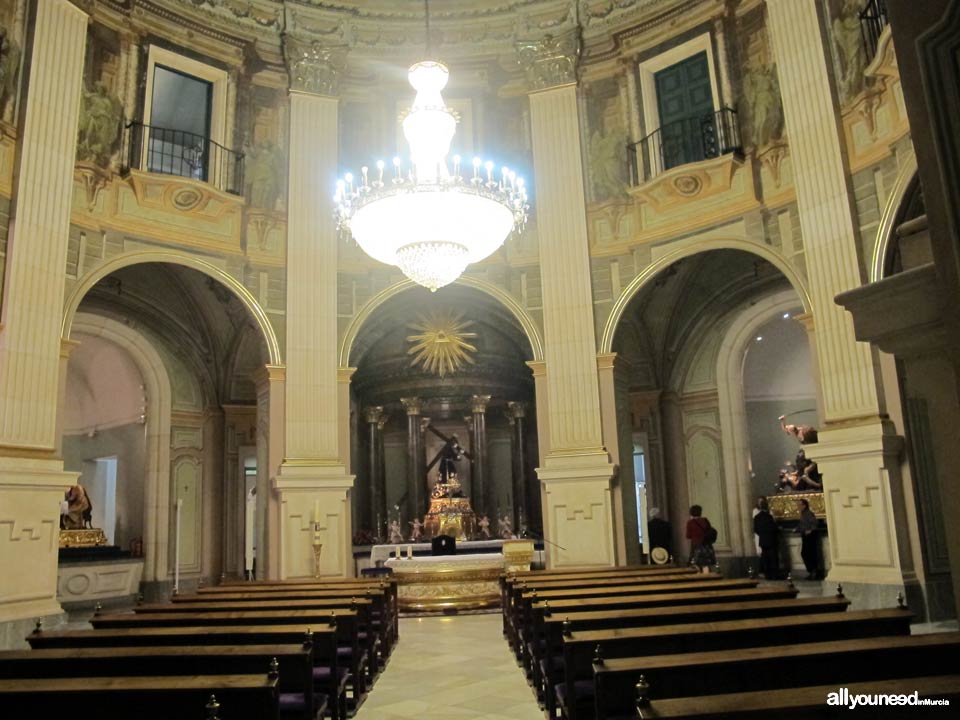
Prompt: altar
<box><xmin>382</xmin><ymin>540</ymin><xmax>535</xmax><ymax>611</ymax></box>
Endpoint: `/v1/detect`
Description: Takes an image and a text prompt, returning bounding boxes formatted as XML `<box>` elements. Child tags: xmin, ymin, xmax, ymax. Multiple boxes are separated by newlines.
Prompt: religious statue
<box><xmin>776</xmin><ymin>449</ymin><xmax>823</xmax><ymax>492</ymax></box>
<box><xmin>61</xmin><ymin>484</ymin><xmax>92</xmax><ymax>530</ymax></box>
<box><xmin>832</xmin><ymin>0</ymin><xmax>867</xmax><ymax>103</ymax></box>
<box><xmin>409</xmin><ymin>518</ymin><xmax>424</xmax><ymax>542</ymax></box>
<box><xmin>779</xmin><ymin>415</ymin><xmax>819</xmax><ymax>444</ymax></box>
<box><xmin>388</xmin><ymin>519</ymin><xmax>403</xmax><ymax>544</ymax></box>
<box><xmin>741</xmin><ymin>60</ymin><xmax>784</xmax><ymax>148</ymax></box>
<box><xmin>76</xmin><ymin>81</ymin><xmax>123</xmax><ymax>167</ymax></box>
<box><xmin>499</xmin><ymin>515</ymin><xmax>514</xmax><ymax>540</ymax></box>
<box><xmin>478</xmin><ymin>515</ymin><xmax>491</xmax><ymax>539</ymax></box>
<box><xmin>245</xmin><ymin>139</ymin><xmax>285</xmax><ymax>210</ymax></box>
<box><xmin>439</xmin><ymin>435</ymin><xmax>465</xmax><ymax>484</ymax></box>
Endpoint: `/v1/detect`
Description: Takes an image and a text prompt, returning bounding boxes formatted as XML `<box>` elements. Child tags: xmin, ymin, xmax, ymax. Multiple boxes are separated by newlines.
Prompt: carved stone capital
<box><xmin>283</xmin><ymin>35</ymin><xmax>347</xmax><ymax>97</ymax></box>
<box><xmin>471</xmin><ymin>394</ymin><xmax>492</xmax><ymax>414</ymax></box>
<box><xmin>506</xmin><ymin>401</ymin><xmax>526</xmax><ymax>419</ymax></box>
<box><xmin>364</xmin><ymin>406</ymin><xmax>384</xmax><ymax>425</ymax></box>
<box><xmin>516</xmin><ymin>27</ymin><xmax>581</xmax><ymax>91</ymax></box>
<box><xmin>400</xmin><ymin>397</ymin><xmax>422</xmax><ymax>416</ymax></box>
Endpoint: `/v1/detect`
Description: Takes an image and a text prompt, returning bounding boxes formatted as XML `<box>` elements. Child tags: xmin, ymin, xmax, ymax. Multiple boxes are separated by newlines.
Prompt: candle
<box><xmin>314</xmin><ymin>499</ymin><xmax>320</xmax><ymax>524</ymax></box>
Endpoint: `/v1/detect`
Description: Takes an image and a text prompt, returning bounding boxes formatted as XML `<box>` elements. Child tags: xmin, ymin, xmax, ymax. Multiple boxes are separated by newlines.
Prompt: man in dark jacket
<box><xmin>752</xmin><ymin>497</ymin><xmax>780</xmax><ymax>579</ymax></box>
<box><xmin>647</xmin><ymin>507</ymin><xmax>672</xmax><ymax>559</ymax></box>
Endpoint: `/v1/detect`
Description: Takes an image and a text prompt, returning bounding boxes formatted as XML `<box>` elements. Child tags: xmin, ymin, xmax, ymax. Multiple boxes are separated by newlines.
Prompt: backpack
<box><xmin>703</xmin><ymin>523</ymin><xmax>718</xmax><ymax>545</ymax></box>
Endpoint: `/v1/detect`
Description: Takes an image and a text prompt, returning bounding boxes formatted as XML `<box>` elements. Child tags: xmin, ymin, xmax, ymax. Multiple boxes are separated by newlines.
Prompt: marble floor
<box><xmin>354</xmin><ymin>612</ymin><xmax>543</xmax><ymax>720</ymax></box>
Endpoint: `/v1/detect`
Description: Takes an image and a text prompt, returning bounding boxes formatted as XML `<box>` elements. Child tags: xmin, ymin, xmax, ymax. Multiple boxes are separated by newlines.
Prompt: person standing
<box><xmin>753</xmin><ymin>498</ymin><xmax>779</xmax><ymax>579</ymax></box>
<box><xmin>797</xmin><ymin>498</ymin><xmax>820</xmax><ymax>580</ymax></box>
<box><xmin>685</xmin><ymin>505</ymin><xmax>716</xmax><ymax>572</ymax></box>
<box><xmin>647</xmin><ymin>507</ymin><xmax>672</xmax><ymax>558</ymax></box>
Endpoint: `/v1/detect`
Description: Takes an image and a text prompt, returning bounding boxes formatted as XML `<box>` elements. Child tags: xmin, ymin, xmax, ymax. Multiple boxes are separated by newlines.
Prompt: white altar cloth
<box><xmin>370</xmin><ymin>539</ymin><xmax>507</xmax><ymax>565</ymax></box>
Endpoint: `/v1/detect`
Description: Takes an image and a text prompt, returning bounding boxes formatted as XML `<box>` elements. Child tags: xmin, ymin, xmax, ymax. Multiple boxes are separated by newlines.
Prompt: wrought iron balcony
<box><xmin>124</xmin><ymin>121</ymin><xmax>245</xmax><ymax>196</ymax></box>
<box><xmin>859</xmin><ymin>0</ymin><xmax>888</xmax><ymax>61</ymax></box>
<box><xmin>627</xmin><ymin>107</ymin><xmax>743</xmax><ymax>186</ymax></box>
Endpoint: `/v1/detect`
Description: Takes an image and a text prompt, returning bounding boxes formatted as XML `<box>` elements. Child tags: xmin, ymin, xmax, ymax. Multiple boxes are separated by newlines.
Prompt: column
<box><xmin>401</xmin><ymin>398</ymin><xmax>425</xmax><ymax>524</ymax></box>
<box><xmin>378</xmin><ymin>412</ymin><xmax>388</xmax><ymax>538</ymax></box>
<box><xmin>766</xmin><ymin>1</ymin><xmax>914</xmax><ymax>604</ymax></box>
<box><xmin>365</xmin><ymin>406</ymin><xmax>386</xmax><ymax>536</ymax></box>
<box><xmin>0</xmin><ymin>0</ymin><xmax>87</xmax><ymax>627</ymax></box>
<box><xmin>507</xmin><ymin>402</ymin><xmax>528</xmax><ymax>531</ymax></box>
<box><xmin>517</xmin><ymin>30</ymin><xmax>616</xmax><ymax>568</ymax></box>
<box><xmin>253</xmin><ymin>364</ymin><xmax>285</xmax><ymax>581</ymax></box>
<box><xmin>273</xmin><ymin>38</ymin><xmax>354</xmax><ymax>579</ymax></box>
<box><xmin>470</xmin><ymin>395</ymin><xmax>491</xmax><ymax>517</ymax></box>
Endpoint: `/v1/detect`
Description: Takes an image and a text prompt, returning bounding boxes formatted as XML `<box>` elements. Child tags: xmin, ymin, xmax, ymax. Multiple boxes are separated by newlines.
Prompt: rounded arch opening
<box><xmin>601</xmin><ymin>239</ymin><xmax>813</xmax><ymax>354</ymax></box>
<box><xmin>62</xmin><ymin>251</ymin><xmax>281</xmax><ymax>366</ymax></box>
<box><xmin>339</xmin><ymin>276</ymin><xmax>544</xmax><ymax>368</ymax></box>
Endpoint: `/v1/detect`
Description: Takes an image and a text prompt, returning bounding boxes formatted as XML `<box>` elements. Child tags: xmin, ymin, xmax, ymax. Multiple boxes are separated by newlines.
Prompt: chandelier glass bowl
<box><xmin>334</xmin><ymin>60</ymin><xmax>529</xmax><ymax>292</ymax></box>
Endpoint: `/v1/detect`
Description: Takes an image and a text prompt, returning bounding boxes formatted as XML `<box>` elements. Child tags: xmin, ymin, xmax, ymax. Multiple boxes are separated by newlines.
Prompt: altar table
<box><xmin>385</xmin><ymin>553</ymin><xmax>505</xmax><ymax>611</ymax></box>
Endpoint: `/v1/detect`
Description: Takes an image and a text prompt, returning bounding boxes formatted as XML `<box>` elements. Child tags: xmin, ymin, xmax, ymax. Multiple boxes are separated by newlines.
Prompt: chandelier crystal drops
<box><xmin>334</xmin><ymin>60</ymin><xmax>529</xmax><ymax>292</ymax></box>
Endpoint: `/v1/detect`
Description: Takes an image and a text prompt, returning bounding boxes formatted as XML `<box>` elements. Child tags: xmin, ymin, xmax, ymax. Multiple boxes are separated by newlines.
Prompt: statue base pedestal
<box><xmin>423</xmin><ymin>496</ymin><xmax>476</xmax><ymax>541</ymax></box>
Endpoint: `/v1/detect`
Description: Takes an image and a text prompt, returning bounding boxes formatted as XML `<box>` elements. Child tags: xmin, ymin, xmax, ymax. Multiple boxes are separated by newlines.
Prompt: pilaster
<box><xmin>0</xmin><ymin>0</ymin><xmax>87</xmax><ymax>629</ymax></box>
<box><xmin>253</xmin><ymin>364</ymin><xmax>285</xmax><ymax>581</ymax></box>
<box><xmin>274</xmin><ymin>39</ymin><xmax>353</xmax><ymax>579</ymax></box>
<box><xmin>518</xmin><ymin>31</ymin><xmax>615</xmax><ymax>568</ymax></box>
<box><xmin>766</xmin><ymin>0</ymin><xmax>912</xmax><ymax>600</ymax></box>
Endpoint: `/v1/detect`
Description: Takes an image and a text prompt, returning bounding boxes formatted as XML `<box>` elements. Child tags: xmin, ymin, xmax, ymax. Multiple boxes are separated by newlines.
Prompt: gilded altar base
<box><xmin>767</xmin><ymin>492</ymin><xmax>826</xmax><ymax>520</ymax></box>
<box><xmin>59</xmin><ymin>529</ymin><xmax>109</xmax><ymax>548</ymax></box>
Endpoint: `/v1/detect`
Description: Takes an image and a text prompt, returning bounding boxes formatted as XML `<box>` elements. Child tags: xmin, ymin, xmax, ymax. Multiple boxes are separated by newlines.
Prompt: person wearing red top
<box><xmin>685</xmin><ymin>504</ymin><xmax>716</xmax><ymax>571</ymax></box>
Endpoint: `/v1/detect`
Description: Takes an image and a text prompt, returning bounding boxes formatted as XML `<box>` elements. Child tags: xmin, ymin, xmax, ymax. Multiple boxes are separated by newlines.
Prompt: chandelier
<box><xmin>333</xmin><ymin>10</ymin><xmax>529</xmax><ymax>292</ymax></box>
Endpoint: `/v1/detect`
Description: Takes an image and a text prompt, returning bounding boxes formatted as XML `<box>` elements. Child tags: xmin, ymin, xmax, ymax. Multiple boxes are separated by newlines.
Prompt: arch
<box><xmin>62</xmin><ymin>251</ymin><xmax>282</xmax><ymax>365</ymax></box>
<box><xmin>870</xmin><ymin>153</ymin><xmax>919</xmax><ymax>282</ymax></box>
<box><xmin>716</xmin><ymin>290</ymin><xmax>806</xmax><ymax>558</ymax></box>
<box><xmin>600</xmin><ymin>240</ymin><xmax>814</xmax><ymax>354</ymax></box>
<box><xmin>338</xmin><ymin>276</ymin><xmax>545</xmax><ymax>367</ymax></box>
<box><xmin>71</xmin><ymin>312</ymin><xmax>173</xmax><ymax>584</ymax></box>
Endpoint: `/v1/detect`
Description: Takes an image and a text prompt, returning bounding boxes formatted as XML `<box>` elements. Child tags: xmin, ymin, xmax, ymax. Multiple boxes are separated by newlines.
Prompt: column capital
<box><xmin>364</xmin><ymin>406</ymin><xmax>384</xmax><ymax>425</ymax></box>
<box><xmin>526</xmin><ymin>360</ymin><xmax>547</xmax><ymax>378</ymax></box>
<box><xmin>506</xmin><ymin>400</ymin><xmax>527</xmax><ymax>419</ymax></box>
<box><xmin>60</xmin><ymin>338</ymin><xmax>82</xmax><ymax>360</ymax></box>
<box><xmin>283</xmin><ymin>35</ymin><xmax>347</xmax><ymax>97</ymax></box>
<box><xmin>400</xmin><ymin>397</ymin><xmax>422</xmax><ymax>416</ymax></box>
<box><xmin>337</xmin><ymin>366</ymin><xmax>357</xmax><ymax>383</ymax></box>
<box><xmin>792</xmin><ymin>312</ymin><xmax>816</xmax><ymax>333</ymax></box>
<box><xmin>516</xmin><ymin>27</ymin><xmax>580</xmax><ymax>92</ymax></box>
<box><xmin>471</xmin><ymin>394</ymin><xmax>492</xmax><ymax>414</ymax></box>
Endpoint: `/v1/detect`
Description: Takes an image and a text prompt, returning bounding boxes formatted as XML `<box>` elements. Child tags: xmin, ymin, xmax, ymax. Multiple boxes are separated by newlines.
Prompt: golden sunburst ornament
<box><xmin>407</xmin><ymin>311</ymin><xmax>478</xmax><ymax>378</ymax></box>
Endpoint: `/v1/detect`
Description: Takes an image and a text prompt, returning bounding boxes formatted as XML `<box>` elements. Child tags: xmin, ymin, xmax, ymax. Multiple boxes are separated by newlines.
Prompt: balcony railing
<box><xmin>124</xmin><ymin>121</ymin><xmax>245</xmax><ymax>196</ymax></box>
<box><xmin>627</xmin><ymin>107</ymin><xmax>742</xmax><ymax>186</ymax></box>
<box><xmin>859</xmin><ymin>0</ymin><xmax>888</xmax><ymax>61</ymax></box>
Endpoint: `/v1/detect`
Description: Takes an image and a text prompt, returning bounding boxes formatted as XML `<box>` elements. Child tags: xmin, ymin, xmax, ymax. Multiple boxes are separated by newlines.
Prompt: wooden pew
<box><xmin>524</xmin><ymin>585</ymin><xmax>798</xmax><ymax>705</ymax></box>
<box><xmin>0</xmin><ymin>674</ymin><xmax>278</xmax><ymax>720</ymax></box>
<box><xmin>516</xmin><ymin>579</ymin><xmax>760</xmax><ymax>675</ymax></box>
<box><xmin>632</xmin><ymin>674</ymin><xmax>960</xmax><ymax>719</ymax></box>
<box><xmin>27</xmin><ymin>624</ymin><xmax>347</xmax><ymax>720</ymax></box>
<box><xmin>138</xmin><ymin>597</ymin><xmax>383</xmax><ymax>681</ymax></box>
<box><xmin>505</xmin><ymin>571</ymin><xmax>713</xmax><ymax>652</ymax></box>
<box><xmin>593</xmin><ymin>633</ymin><xmax>960</xmax><ymax>720</ymax></box>
<box><xmin>196</xmin><ymin>580</ymin><xmax>400</xmax><ymax>650</ymax></box>
<box><xmin>557</xmin><ymin>608</ymin><xmax>913</xmax><ymax>720</ymax></box>
<box><xmin>0</xmin><ymin>644</ymin><xmax>318</xmax><ymax>720</ymax></box>
<box><xmin>91</xmin><ymin>608</ymin><xmax>368</xmax><ymax>700</ymax></box>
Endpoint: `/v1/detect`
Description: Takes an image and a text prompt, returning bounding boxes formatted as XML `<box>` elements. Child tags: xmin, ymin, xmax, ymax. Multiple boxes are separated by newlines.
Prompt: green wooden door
<box><xmin>654</xmin><ymin>52</ymin><xmax>714</xmax><ymax>170</ymax></box>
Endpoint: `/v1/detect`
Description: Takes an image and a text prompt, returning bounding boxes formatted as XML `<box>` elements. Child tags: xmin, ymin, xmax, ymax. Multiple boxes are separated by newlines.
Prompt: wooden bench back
<box><xmin>594</xmin><ymin>633</ymin><xmax>960</xmax><ymax>719</ymax></box>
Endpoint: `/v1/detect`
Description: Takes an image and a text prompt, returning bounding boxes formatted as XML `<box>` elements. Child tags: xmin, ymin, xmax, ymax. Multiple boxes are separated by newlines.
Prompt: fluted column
<box><xmin>517</xmin><ymin>30</ymin><xmax>615</xmax><ymax>568</ymax></box>
<box><xmin>401</xmin><ymin>398</ymin><xmax>425</xmax><ymax>523</ymax></box>
<box><xmin>253</xmin><ymin>364</ymin><xmax>285</xmax><ymax>580</ymax></box>
<box><xmin>365</xmin><ymin>406</ymin><xmax>386</xmax><ymax>535</ymax></box>
<box><xmin>767</xmin><ymin>1</ymin><xmax>913</xmax><ymax>603</ymax></box>
<box><xmin>273</xmin><ymin>38</ymin><xmax>354</xmax><ymax>579</ymax></box>
<box><xmin>507</xmin><ymin>402</ymin><xmax>528</xmax><ymax>531</ymax></box>
<box><xmin>470</xmin><ymin>395</ymin><xmax>491</xmax><ymax>517</ymax></box>
<box><xmin>0</xmin><ymin>0</ymin><xmax>87</xmax><ymax>626</ymax></box>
